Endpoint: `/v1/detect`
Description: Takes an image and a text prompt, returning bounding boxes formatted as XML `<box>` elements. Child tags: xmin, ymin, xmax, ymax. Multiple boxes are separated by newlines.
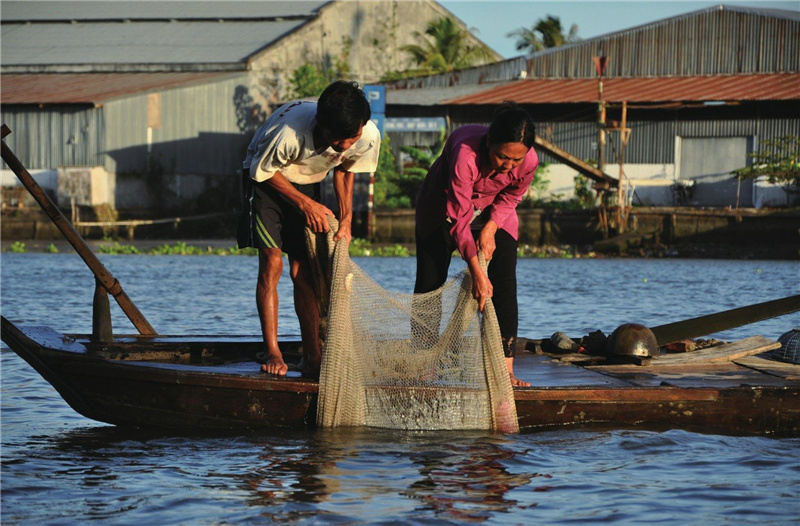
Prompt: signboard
<box><xmin>363</xmin><ymin>85</ymin><xmax>386</xmax><ymax>137</ymax></box>
<box><xmin>370</xmin><ymin>114</ymin><xmax>385</xmax><ymax>138</ymax></box>
<box><xmin>363</xmin><ymin>85</ymin><xmax>385</xmax><ymax>114</ymax></box>
<box><xmin>385</xmin><ymin>117</ymin><xmax>447</xmax><ymax>133</ymax></box>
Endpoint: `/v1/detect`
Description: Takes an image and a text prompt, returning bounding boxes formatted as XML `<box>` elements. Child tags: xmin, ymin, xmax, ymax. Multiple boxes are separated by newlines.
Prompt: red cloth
<box><xmin>415</xmin><ymin>125</ymin><xmax>539</xmax><ymax>260</ymax></box>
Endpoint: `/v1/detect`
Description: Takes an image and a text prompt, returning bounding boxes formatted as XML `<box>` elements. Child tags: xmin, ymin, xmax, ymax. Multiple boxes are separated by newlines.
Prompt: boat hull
<box><xmin>2</xmin><ymin>317</ymin><xmax>798</xmax><ymax>435</ymax></box>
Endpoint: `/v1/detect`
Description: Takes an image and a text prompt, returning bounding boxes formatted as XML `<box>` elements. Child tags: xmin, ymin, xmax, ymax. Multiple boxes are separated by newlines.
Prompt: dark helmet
<box><xmin>606</xmin><ymin>323</ymin><xmax>659</xmax><ymax>357</ymax></box>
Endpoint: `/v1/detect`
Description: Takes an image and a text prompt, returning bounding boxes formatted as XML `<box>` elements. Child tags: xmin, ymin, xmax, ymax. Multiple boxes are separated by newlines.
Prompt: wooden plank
<box><xmin>653</xmin><ymin>336</ymin><xmax>780</xmax><ymax>365</ymax></box>
<box><xmin>588</xmin><ymin>362</ymin><xmax>791</xmax><ymax>388</ymax></box>
<box><xmin>734</xmin><ymin>355</ymin><xmax>800</xmax><ymax>381</ymax></box>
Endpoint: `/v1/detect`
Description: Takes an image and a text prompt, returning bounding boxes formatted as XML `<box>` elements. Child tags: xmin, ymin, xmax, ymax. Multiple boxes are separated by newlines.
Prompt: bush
<box><xmin>732</xmin><ymin>135</ymin><xmax>800</xmax><ymax>204</ymax></box>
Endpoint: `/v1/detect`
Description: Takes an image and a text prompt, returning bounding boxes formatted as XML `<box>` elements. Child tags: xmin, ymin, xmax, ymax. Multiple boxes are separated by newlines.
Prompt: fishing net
<box><xmin>308</xmin><ymin>220</ymin><xmax>518</xmax><ymax>432</ymax></box>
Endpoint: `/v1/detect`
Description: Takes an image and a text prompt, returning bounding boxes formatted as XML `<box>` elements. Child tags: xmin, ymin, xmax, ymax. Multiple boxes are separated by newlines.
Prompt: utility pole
<box><xmin>593</xmin><ymin>53</ymin><xmax>608</xmax><ymax>173</ymax></box>
<box><xmin>618</xmin><ymin>101</ymin><xmax>631</xmax><ymax>233</ymax></box>
<box><xmin>593</xmin><ymin>53</ymin><xmax>609</xmax><ymax>237</ymax></box>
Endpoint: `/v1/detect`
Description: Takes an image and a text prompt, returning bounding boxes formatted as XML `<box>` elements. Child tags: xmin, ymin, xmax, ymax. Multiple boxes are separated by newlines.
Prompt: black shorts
<box><xmin>414</xmin><ymin>220</ymin><xmax>519</xmax><ymax>341</ymax></box>
<box><xmin>237</xmin><ymin>170</ymin><xmax>320</xmax><ymax>261</ymax></box>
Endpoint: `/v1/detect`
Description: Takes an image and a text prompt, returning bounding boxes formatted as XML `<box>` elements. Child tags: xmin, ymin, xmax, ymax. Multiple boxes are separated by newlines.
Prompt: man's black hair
<box><xmin>487</xmin><ymin>101</ymin><xmax>536</xmax><ymax>148</ymax></box>
<box><xmin>316</xmin><ymin>80</ymin><xmax>371</xmax><ymax>140</ymax></box>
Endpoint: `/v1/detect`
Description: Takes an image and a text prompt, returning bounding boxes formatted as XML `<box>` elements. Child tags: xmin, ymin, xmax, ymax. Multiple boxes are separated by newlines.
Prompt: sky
<box><xmin>439</xmin><ymin>0</ymin><xmax>800</xmax><ymax>58</ymax></box>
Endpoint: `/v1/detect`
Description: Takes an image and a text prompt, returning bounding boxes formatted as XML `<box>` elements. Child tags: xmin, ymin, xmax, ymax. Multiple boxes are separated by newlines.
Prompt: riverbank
<box><xmin>2</xmin><ymin>206</ymin><xmax>798</xmax><ymax>259</ymax></box>
<box><xmin>2</xmin><ymin>237</ymin><xmax>793</xmax><ymax>260</ymax></box>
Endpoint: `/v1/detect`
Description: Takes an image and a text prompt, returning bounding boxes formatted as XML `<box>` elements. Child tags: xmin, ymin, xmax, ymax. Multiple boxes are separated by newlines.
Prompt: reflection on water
<box><xmin>4</xmin><ymin>420</ymin><xmax>799</xmax><ymax>524</ymax></box>
<box><xmin>2</xmin><ymin>254</ymin><xmax>799</xmax><ymax>523</ymax></box>
<box><xmin>402</xmin><ymin>436</ymin><xmax>535</xmax><ymax>521</ymax></box>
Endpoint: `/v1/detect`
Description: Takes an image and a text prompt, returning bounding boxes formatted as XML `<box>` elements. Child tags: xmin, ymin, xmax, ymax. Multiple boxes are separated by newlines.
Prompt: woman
<box><xmin>415</xmin><ymin>102</ymin><xmax>538</xmax><ymax>387</ymax></box>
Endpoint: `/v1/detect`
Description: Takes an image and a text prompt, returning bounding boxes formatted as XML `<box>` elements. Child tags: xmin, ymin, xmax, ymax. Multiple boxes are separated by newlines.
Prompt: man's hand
<box><xmin>333</xmin><ymin>217</ymin><xmax>352</xmax><ymax>242</ymax></box>
<box><xmin>477</xmin><ymin>220</ymin><xmax>499</xmax><ymax>261</ymax></box>
<box><xmin>300</xmin><ymin>199</ymin><xmax>335</xmax><ymax>233</ymax></box>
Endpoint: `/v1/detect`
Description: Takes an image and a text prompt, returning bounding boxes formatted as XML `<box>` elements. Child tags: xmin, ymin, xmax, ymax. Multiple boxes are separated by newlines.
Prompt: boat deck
<box><xmin>115</xmin><ymin>337</ymin><xmax>799</xmax><ymax>390</ymax></box>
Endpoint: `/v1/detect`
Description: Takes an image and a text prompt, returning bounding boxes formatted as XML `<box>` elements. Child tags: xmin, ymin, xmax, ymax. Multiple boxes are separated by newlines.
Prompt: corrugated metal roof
<box><xmin>445</xmin><ymin>74</ymin><xmax>800</xmax><ymax>104</ymax></box>
<box><xmin>0</xmin><ymin>1</ymin><xmax>327</xmax><ymax>68</ymax></box>
<box><xmin>1</xmin><ymin>20</ymin><xmax>310</xmax><ymax>66</ymax></box>
<box><xmin>387</xmin><ymin>83</ymin><xmax>499</xmax><ymax>106</ymax></box>
<box><xmin>1</xmin><ymin>1</ymin><xmax>328</xmax><ymax>21</ymax></box>
<box><xmin>0</xmin><ymin>72</ymin><xmax>243</xmax><ymax>104</ymax></box>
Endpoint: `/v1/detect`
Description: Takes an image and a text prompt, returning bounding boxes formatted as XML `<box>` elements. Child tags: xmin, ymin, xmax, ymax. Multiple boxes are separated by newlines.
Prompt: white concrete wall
<box><xmin>539</xmin><ymin>163</ymin><xmax>682</xmax><ymax>206</ymax></box>
<box><xmin>2</xmin><ymin>169</ymin><xmax>58</xmax><ymax>192</ymax></box>
<box><xmin>754</xmin><ymin>179</ymin><xmax>798</xmax><ymax>207</ymax></box>
<box><xmin>56</xmin><ymin>166</ymin><xmax>115</xmax><ymax>208</ymax></box>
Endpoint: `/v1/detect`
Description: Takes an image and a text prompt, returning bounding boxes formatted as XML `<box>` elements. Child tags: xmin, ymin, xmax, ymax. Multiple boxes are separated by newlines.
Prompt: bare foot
<box><xmin>260</xmin><ymin>350</ymin><xmax>288</xmax><ymax>376</ymax></box>
<box><xmin>509</xmin><ymin>373</ymin><xmax>530</xmax><ymax>387</ymax></box>
<box><xmin>506</xmin><ymin>357</ymin><xmax>530</xmax><ymax>387</ymax></box>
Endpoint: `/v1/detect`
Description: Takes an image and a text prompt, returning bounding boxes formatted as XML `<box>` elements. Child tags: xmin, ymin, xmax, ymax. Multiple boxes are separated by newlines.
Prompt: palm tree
<box><xmin>507</xmin><ymin>15</ymin><xmax>580</xmax><ymax>53</ymax></box>
<box><xmin>401</xmin><ymin>17</ymin><xmax>495</xmax><ymax>75</ymax></box>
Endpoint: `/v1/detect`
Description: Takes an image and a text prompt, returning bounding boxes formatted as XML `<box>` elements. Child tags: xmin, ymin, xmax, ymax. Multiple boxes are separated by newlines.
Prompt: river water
<box><xmin>2</xmin><ymin>252</ymin><xmax>799</xmax><ymax>524</ymax></box>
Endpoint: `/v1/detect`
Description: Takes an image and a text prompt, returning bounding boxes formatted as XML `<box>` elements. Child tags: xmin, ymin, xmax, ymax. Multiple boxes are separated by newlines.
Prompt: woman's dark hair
<box><xmin>316</xmin><ymin>80</ymin><xmax>372</xmax><ymax>140</ymax></box>
<box><xmin>487</xmin><ymin>101</ymin><xmax>536</xmax><ymax>148</ymax></box>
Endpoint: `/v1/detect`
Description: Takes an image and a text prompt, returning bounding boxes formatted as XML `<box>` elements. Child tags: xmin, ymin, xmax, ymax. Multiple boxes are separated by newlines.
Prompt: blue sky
<box><xmin>439</xmin><ymin>0</ymin><xmax>800</xmax><ymax>58</ymax></box>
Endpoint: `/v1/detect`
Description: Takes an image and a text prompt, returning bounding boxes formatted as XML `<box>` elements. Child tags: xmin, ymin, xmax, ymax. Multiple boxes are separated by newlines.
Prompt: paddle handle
<box><xmin>651</xmin><ymin>294</ymin><xmax>800</xmax><ymax>345</ymax></box>
<box><xmin>1</xmin><ymin>124</ymin><xmax>156</xmax><ymax>335</ymax></box>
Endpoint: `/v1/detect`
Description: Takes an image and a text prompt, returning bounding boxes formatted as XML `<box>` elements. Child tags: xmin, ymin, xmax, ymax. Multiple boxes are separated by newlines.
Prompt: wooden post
<box><xmin>367</xmin><ymin>172</ymin><xmax>375</xmax><ymax>240</ymax></box>
<box><xmin>1</xmin><ymin>124</ymin><xmax>156</xmax><ymax>335</ymax></box>
<box><xmin>593</xmin><ymin>55</ymin><xmax>608</xmax><ymax>173</ymax></box>
<box><xmin>92</xmin><ymin>279</ymin><xmax>113</xmax><ymax>342</ymax></box>
<box><xmin>617</xmin><ymin>101</ymin><xmax>629</xmax><ymax>233</ymax></box>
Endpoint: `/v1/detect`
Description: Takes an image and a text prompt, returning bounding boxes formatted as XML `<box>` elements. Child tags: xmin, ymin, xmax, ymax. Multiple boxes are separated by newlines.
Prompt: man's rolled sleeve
<box><xmin>251</xmin><ymin>132</ymin><xmax>297</xmax><ymax>182</ymax></box>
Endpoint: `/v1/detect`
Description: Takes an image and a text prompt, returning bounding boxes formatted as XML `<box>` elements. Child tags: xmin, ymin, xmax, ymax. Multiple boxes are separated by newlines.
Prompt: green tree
<box><xmin>288</xmin><ymin>63</ymin><xmax>330</xmax><ymax>99</ymax></box>
<box><xmin>732</xmin><ymin>135</ymin><xmax>800</xmax><ymax>203</ymax></box>
<box><xmin>374</xmin><ymin>131</ymin><xmax>448</xmax><ymax>209</ymax></box>
<box><xmin>287</xmin><ymin>37</ymin><xmax>353</xmax><ymax>98</ymax></box>
<box><xmin>373</xmin><ymin>135</ymin><xmax>406</xmax><ymax>208</ymax></box>
<box><xmin>401</xmin><ymin>17</ymin><xmax>495</xmax><ymax>75</ymax></box>
<box><xmin>507</xmin><ymin>15</ymin><xmax>580</xmax><ymax>53</ymax></box>
<box><xmin>394</xmin><ymin>128</ymin><xmax>446</xmax><ymax>206</ymax></box>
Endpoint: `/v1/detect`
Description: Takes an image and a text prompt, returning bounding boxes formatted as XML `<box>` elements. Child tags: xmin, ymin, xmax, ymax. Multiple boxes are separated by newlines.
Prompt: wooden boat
<box><xmin>3</xmin><ymin>316</ymin><xmax>798</xmax><ymax>435</ymax></box>
<box><xmin>2</xmin><ymin>125</ymin><xmax>799</xmax><ymax>436</ymax></box>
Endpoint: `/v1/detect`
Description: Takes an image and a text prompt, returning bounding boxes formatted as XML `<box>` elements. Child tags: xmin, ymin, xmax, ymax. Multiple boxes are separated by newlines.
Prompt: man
<box><xmin>240</xmin><ymin>81</ymin><xmax>381</xmax><ymax>378</ymax></box>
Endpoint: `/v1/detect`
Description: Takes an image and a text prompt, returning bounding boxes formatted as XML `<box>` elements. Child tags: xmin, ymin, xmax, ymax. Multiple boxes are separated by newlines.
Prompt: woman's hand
<box><xmin>472</xmin><ymin>269</ymin><xmax>493</xmax><ymax>312</ymax></box>
<box><xmin>467</xmin><ymin>256</ymin><xmax>493</xmax><ymax>312</ymax></box>
<box><xmin>477</xmin><ymin>220</ymin><xmax>499</xmax><ymax>261</ymax></box>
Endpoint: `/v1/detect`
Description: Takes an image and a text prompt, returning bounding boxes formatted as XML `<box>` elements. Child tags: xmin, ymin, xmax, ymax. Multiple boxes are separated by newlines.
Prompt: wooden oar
<box><xmin>650</xmin><ymin>294</ymin><xmax>800</xmax><ymax>345</ymax></box>
<box><xmin>1</xmin><ymin>124</ymin><xmax>156</xmax><ymax>335</ymax></box>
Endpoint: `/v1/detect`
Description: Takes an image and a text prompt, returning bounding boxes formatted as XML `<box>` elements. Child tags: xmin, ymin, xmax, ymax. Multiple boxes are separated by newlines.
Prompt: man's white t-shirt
<box><xmin>243</xmin><ymin>101</ymin><xmax>381</xmax><ymax>185</ymax></box>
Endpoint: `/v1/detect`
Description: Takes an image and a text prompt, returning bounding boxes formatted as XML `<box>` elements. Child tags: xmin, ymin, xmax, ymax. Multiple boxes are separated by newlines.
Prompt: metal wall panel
<box><xmin>103</xmin><ymin>74</ymin><xmax>251</xmax><ymax>177</ymax></box>
<box><xmin>446</xmin><ymin>116</ymin><xmax>800</xmax><ymax>166</ymax></box>
<box><xmin>0</xmin><ymin>105</ymin><xmax>104</xmax><ymax>170</ymax></box>
<box><xmin>529</xmin><ymin>10</ymin><xmax>800</xmax><ymax>79</ymax></box>
<box><xmin>679</xmin><ymin>136</ymin><xmax>754</xmax><ymax>206</ymax></box>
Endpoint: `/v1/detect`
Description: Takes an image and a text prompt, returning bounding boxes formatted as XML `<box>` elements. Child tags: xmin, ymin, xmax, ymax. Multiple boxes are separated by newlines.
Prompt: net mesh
<box><xmin>308</xmin><ymin>221</ymin><xmax>518</xmax><ymax>432</ymax></box>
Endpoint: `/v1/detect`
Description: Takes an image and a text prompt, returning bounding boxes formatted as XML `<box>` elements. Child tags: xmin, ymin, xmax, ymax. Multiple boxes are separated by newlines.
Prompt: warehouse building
<box><xmin>0</xmin><ymin>0</ymin><xmax>498</xmax><ymax>214</ymax></box>
<box><xmin>383</xmin><ymin>4</ymin><xmax>800</xmax><ymax>208</ymax></box>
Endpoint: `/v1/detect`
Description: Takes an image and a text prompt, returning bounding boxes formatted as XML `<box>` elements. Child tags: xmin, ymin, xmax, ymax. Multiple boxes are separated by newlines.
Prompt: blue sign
<box><xmin>364</xmin><ymin>85</ymin><xmax>386</xmax><ymax>138</ymax></box>
<box><xmin>385</xmin><ymin>117</ymin><xmax>447</xmax><ymax>133</ymax></box>
<box><xmin>370</xmin><ymin>115</ymin><xmax>385</xmax><ymax>138</ymax></box>
<box><xmin>363</xmin><ymin>85</ymin><xmax>386</xmax><ymax>114</ymax></box>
